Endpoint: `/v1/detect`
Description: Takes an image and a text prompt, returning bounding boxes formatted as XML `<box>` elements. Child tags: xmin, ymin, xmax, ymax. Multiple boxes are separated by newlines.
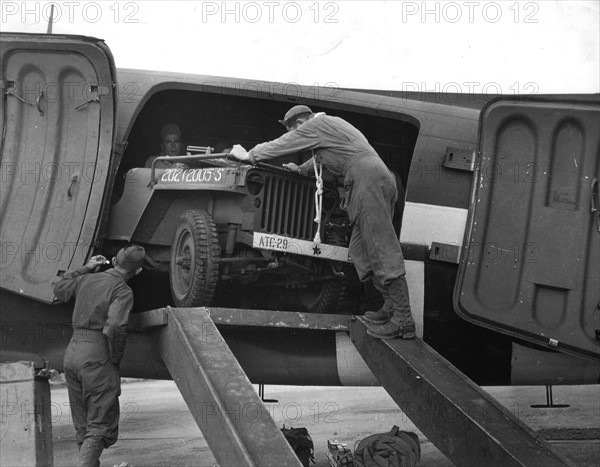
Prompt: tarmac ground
<box><xmin>50</xmin><ymin>380</ymin><xmax>599</xmax><ymax>467</ymax></box>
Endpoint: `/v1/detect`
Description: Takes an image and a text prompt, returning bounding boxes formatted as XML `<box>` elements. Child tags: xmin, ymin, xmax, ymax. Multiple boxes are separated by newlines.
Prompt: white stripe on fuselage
<box><xmin>400</xmin><ymin>202</ymin><xmax>468</xmax><ymax>251</ymax></box>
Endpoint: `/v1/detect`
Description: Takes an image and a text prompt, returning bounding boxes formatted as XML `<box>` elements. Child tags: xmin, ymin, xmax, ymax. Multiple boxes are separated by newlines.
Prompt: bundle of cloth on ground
<box><xmin>353</xmin><ymin>425</ymin><xmax>421</xmax><ymax>467</ymax></box>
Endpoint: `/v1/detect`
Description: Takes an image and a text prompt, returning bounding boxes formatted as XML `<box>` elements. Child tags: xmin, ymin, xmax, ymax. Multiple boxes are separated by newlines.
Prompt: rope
<box><xmin>312</xmin><ymin>153</ymin><xmax>323</xmax><ymax>245</ymax></box>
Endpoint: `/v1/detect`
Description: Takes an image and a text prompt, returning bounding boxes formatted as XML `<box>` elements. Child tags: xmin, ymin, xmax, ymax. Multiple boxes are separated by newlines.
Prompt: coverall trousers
<box><xmin>63</xmin><ymin>329</ymin><xmax>121</xmax><ymax>448</ymax></box>
<box><xmin>345</xmin><ymin>156</ymin><xmax>406</xmax><ymax>286</ymax></box>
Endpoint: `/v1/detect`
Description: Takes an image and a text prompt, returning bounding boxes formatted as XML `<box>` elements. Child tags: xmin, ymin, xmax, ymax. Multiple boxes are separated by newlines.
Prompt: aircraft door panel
<box><xmin>454</xmin><ymin>98</ymin><xmax>600</xmax><ymax>361</ymax></box>
<box><xmin>0</xmin><ymin>35</ymin><xmax>116</xmax><ymax>303</ymax></box>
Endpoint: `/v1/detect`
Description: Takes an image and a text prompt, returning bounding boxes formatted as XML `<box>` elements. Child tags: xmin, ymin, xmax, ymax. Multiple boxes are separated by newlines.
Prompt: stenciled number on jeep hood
<box><xmin>160</xmin><ymin>168</ymin><xmax>225</xmax><ymax>184</ymax></box>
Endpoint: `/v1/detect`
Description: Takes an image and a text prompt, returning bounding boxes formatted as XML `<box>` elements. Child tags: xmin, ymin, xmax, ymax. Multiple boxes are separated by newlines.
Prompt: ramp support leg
<box><xmin>531</xmin><ymin>385</ymin><xmax>570</xmax><ymax>408</ymax></box>
<box><xmin>0</xmin><ymin>361</ymin><xmax>53</xmax><ymax>467</ymax></box>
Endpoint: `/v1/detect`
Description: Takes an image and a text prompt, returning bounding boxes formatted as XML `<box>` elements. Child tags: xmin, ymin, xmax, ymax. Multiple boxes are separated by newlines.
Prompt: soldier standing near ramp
<box><xmin>231</xmin><ymin>105</ymin><xmax>416</xmax><ymax>340</ymax></box>
<box><xmin>53</xmin><ymin>245</ymin><xmax>145</xmax><ymax>466</ymax></box>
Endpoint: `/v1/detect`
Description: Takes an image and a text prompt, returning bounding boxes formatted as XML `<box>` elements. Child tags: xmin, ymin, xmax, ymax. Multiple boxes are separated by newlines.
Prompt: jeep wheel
<box><xmin>170</xmin><ymin>210</ymin><xmax>220</xmax><ymax>307</ymax></box>
<box><xmin>298</xmin><ymin>276</ymin><xmax>347</xmax><ymax>314</ymax></box>
<box><xmin>298</xmin><ymin>229</ymin><xmax>348</xmax><ymax>314</ymax></box>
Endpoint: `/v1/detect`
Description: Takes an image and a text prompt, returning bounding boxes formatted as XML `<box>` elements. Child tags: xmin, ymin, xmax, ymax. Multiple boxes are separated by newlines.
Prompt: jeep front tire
<box><xmin>298</xmin><ymin>229</ymin><xmax>348</xmax><ymax>314</ymax></box>
<box><xmin>170</xmin><ymin>210</ymin><xmax>220</xmax><ymax>307</ymax></box>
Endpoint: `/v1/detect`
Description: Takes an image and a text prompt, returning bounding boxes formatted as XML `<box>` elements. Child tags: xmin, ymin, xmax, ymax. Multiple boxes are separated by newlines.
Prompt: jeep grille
<box><xmin>259</xmin><ymin>175</ymin><xmax>316</xmax><ymax>240</ymax></box>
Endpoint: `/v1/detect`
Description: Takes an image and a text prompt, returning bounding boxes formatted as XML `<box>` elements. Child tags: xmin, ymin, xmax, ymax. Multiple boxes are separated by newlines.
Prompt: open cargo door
<box><xmin>0</xmin><ymin>33</ymin><xmax>116</xmax><ymax>302</ymax></box>
<box><xmin>455</xmin><ymin>98</ymin><xmax>600</xmax><ymax>362</ymax></box>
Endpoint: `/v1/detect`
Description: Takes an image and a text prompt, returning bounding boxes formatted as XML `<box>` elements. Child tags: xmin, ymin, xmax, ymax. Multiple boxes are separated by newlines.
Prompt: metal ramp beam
<box><xmin>154</xmin><ymin>307</ymin><xmax>302</xmax><ymax>467</ymax></box>
<box><xmin>350</xmin><ymin>318</ymin><xmax>574</xmax><ymax>467</ymax></box>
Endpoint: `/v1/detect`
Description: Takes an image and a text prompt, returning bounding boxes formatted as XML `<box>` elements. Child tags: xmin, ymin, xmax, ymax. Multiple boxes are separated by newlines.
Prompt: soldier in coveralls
<box><xmin>231</xmin><ymin>105</ymin><xmax>416</xmax><ymax>339</ymax></box>
<box><xmin>53</xmin><ymin>245</ymin><xmax>145</xmax><ymax>466</ymax></box>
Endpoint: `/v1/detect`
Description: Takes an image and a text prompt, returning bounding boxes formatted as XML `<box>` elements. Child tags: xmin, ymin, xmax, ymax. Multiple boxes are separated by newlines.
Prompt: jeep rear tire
<box><xmin>170</xmin><ymin>210</ymin><xmax>220</xmax><ymax>307</ymax></box>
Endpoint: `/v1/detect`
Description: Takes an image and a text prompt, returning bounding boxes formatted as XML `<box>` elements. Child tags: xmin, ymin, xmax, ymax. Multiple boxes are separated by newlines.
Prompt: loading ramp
<box><xmin>351</xmin><ymin>317</ymin><xmax>574</xmax><ymax>467</ymax></box>
<box><xmin>134</xmin><ymin>307</ymin><xmax>573</xmax><ymax>466</ymax></box>
<box><xmin>137</xmin><ymin>306</ymin><xmax>302</xmax><ymax>466</ymax></box>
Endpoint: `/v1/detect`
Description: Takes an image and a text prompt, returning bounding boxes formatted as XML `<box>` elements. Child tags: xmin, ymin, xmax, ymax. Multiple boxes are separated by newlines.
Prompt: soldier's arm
<box><xmin>53</xmin><ymin>256</ymin><xmax>107</xmax><ymax>302</ymax></box>
<box><xmin>297</xmin><ymin>158</ymin><xmax>316</xmax><ymax>177</ymax></box>
<box><xmin>52</xmin><ymin>266</ymin><xmax>90</xmax><ymax>302</ymax></box>
<box><xmin>249</xmin><ymin>124</ymin><xmax>321</xmax><ymax>164</ymax></box>
<box><xmin>103</xmin><ymin>285</ymin><xmax>134</xmax><ymax>366</ymax></box>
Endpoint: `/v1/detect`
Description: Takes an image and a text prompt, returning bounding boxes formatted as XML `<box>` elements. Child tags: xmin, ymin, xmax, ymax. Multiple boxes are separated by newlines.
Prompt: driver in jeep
<box><xmin>145</xmin><ymin>123</ymin><xmax>188</xmax><ymax>169</ymax></box>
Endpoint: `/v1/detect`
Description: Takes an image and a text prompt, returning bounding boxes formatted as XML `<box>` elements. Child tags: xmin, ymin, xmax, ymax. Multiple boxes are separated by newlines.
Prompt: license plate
<box><xmin>253</xmin><ymin>232</ymin><xmax>350</xmax><ymax>262</ymax></box>
<box><xmin>159</xmin><ymin>167</ymin><xmax>226</xmax><ymax>184</ymax></box>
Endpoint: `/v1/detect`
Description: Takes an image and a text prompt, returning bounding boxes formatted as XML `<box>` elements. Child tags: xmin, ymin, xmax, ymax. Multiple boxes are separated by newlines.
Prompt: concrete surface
<box><xmin>49</xmin><ymin>380</ymin><xmax>599</xmax><ymax>466</ymax></box>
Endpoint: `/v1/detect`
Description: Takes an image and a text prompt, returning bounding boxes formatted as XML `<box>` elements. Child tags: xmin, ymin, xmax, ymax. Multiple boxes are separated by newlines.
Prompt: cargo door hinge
<box><xmin>429</xmin><ymin>242</ymin><xmax>460</xmax><ymax>264</ymax></box>
<box><xmin>443</xmin><ymin>147</ymin><xmax>476</xmax><ymax>172</ymax></box>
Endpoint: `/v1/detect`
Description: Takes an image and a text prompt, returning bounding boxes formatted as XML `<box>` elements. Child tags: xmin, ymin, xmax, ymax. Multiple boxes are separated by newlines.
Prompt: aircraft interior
<box><xmin>105</xmin><ymin>88</ymin><xmax>517</xmax><ymax>384</ymax></box>
<box><xmin>115</xmin><ymin>88</ymin><xmax>420</xmax><ymax>205</ymax></box>
<box><xmin>111</xmin><ymin>87</ymin><xmax>421</xmax><ymax>314</ymax></box>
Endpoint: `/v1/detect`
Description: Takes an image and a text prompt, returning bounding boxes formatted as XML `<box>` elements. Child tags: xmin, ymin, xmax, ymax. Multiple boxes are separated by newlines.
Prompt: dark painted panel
<box><xmin>1</xmin><ymin>51</ymin><xmax>100</xmax><ymax>300</ymax></box>
<box><xmin>456</xmin><ymin>99</ymin><xmax>600</xmax><ymax>361</ymax></box>
<box><xmin>0</xmin><ymin>34</ymin><xmax>116</xmax><ymax>303</ymax></box>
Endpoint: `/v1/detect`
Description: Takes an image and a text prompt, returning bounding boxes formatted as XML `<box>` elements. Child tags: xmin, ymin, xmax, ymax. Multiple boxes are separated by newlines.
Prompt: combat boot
<box><xmin>367</xmin><ymin>276</ymin><xmax>415</xmax><ymax>340</ymax></box>
<box><xmin>79</xmin><ymin>437</ymin><xmax>104</xmax><ymax>467</ymax></box>
<box><xmin>389</xmin><ymin>276</ymin><xmax>416</xmax><ymax>339</ymax></box>
<box><xmin>363</xmin><ymin>279</ymin><xmax>393</xmax><ymax>324</ymax></box>
<box><xmin>366</xmin><ymin>320</ymin><xmax>401</xmax><ymax>339</ymax></box>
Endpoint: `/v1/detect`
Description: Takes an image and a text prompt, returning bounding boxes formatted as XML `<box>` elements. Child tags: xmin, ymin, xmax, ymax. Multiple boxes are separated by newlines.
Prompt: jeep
<box><xmin>105</xmin><ymin>148</ymin><xmax>352</xmax><ymax>313</ymax></box>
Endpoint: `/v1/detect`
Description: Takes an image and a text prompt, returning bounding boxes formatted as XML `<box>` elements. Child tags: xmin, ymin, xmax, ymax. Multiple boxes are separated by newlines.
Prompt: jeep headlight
<box><xmin>246</xmin><ymin>172</ymin><xmax>264</xmax><ymax>195</ymax></box>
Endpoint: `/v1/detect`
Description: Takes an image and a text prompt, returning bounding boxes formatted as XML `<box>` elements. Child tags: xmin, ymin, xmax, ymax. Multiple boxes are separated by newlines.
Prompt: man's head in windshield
<box><xmin>160</xmin><ymin>123</ymin><xmax>182</xmax><ymax>157</ymax></box>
